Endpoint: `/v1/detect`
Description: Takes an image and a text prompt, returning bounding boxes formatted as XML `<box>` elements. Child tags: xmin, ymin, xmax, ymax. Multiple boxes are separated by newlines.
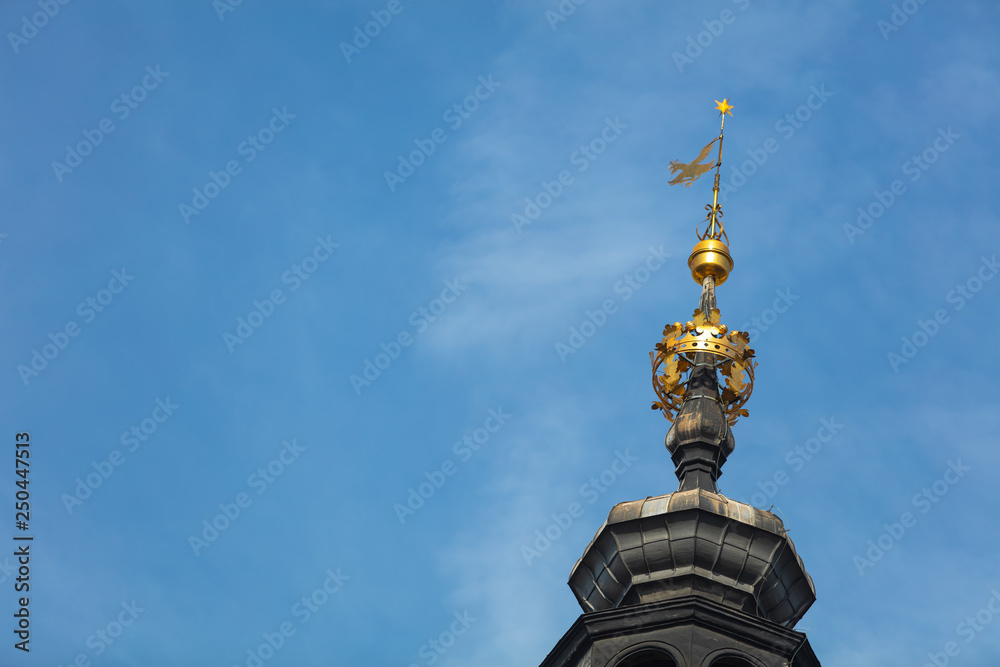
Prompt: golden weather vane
<box><xmin>667</xmin><ymin>99</ymin><xmax>734</xmax><ymax>240</ymax></box>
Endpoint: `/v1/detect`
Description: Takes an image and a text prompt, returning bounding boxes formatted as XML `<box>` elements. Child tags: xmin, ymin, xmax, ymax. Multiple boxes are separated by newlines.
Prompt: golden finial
<box><xmin>653</xmin><ymin>99</ymin><xmax>755</xmax><ymax>426</ymax></box>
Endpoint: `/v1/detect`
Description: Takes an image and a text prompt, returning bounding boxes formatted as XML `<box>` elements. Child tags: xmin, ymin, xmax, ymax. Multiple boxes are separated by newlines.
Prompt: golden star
<box><xmin>715</xmin><ymin>98</ymin><xmax>734</xmax><ymax>116</ymax></box>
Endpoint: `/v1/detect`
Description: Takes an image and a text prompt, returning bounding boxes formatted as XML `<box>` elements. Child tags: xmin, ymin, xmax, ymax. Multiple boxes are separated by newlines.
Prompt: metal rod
<box><xmin>708</xmin><ymin>113</ymin><xmax>726</xmax><ymax>238</ymax></box>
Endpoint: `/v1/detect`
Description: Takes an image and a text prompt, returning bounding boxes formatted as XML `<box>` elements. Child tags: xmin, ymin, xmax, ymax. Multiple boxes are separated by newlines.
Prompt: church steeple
<box><xmin>539</xmin><ymin>101</ymin><xmax>823</xmax><ymax>667</ymax></box>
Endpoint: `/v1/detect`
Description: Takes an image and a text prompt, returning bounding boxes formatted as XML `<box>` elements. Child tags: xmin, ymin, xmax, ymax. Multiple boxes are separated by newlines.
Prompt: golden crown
<box><xmin>650</xmin><ymin>306</ymin><xmax>756</xmax><ymax>426</ymax></box>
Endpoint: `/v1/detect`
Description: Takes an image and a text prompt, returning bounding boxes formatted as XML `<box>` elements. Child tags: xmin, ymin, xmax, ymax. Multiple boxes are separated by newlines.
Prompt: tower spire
<box><xmin>546</xmin><ymin>99</ymin><xmax>821</xmax><ymax>667</ymax></box>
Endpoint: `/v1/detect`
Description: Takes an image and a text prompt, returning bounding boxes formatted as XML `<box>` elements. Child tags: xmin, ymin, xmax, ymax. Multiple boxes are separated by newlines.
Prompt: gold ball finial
<box><xmin>688</xmin><ymin>238</ymin><xmax>733</xmax><ymax>285</ymax></box>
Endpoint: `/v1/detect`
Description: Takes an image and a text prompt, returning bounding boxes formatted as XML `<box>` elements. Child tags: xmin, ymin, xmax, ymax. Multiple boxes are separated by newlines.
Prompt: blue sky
<box><xmin>2</xmin><ymin>0</ymin><xmax>1000</xmax><ymax>665</ymax></box>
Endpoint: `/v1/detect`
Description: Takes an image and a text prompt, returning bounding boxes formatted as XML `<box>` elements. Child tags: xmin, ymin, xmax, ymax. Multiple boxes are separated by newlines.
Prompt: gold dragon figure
<box><xmin>667</xmin><ymin>138</ymin><xmax>718</xmax><ymax>187</ymax></box>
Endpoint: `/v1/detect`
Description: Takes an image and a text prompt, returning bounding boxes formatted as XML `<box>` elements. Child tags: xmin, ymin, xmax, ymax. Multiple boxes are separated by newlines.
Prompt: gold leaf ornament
<box><xmin>721</xmin><ymin>359</ymin><xmax>746</xmax><ymax>394</ymax></box>
<box><xmin>691</xmin><ymin>307</ymin><xmax>721</xmax><ymax>328</ymax></box>
<box><xmin>660</xmin><ymin>354</ymin><xmax>683</xmax><ymax>392</ymax></box>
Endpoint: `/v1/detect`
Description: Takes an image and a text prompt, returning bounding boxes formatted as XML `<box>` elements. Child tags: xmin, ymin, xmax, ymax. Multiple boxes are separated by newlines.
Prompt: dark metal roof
<box><xmin>568</xmin><ymin>488</ymin><xmax>816</xmax><ymax>628</ymax></box>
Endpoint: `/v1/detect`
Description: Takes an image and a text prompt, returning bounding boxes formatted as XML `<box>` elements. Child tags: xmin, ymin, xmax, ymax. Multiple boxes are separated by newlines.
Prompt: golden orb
<box><xmin>687</xmin><ymin>238</ymin><xmax>733</xmax><ymax>285</ymax></box>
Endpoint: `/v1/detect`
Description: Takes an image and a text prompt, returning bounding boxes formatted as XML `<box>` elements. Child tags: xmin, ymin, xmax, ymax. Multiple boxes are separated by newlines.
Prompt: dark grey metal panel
<box><xmin>568</xmin><ymin>489</ymin><xmax>815</xmax><ymax>627</ymax></box>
